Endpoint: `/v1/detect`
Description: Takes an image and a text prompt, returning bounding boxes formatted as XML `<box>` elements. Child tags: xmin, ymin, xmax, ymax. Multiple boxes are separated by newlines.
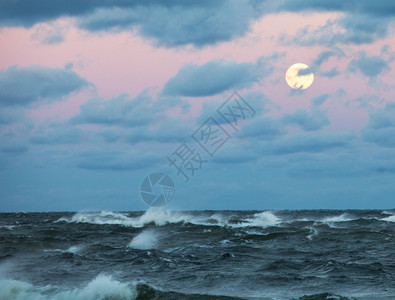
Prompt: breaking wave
<box><xmin>0</xmin><ymin>274</ymin><xmax>137</xmax><ymax>300</ymax></box>
<box><xmin>321</xmin><ymin>213</ymin><xmax>356</xmax><ymax>223</ymax></box>
<box><xmin>55</xmin><ymin>209</ymin><xmax>281</xmax><ymax>229</ymax></box>
<box><xmin>128</xmin><ymin>230</ymin><xmax>158</xmax><ymax>250</ymax></box>
<box><xmin>0</xmin><ymin>275</ymin><xmax>358</xmax><ymax>300</ymax></box>
<box><xmin>381</xmin><ymin>214</ymin><xmax>395</xmax><ymax>222</ymax></box>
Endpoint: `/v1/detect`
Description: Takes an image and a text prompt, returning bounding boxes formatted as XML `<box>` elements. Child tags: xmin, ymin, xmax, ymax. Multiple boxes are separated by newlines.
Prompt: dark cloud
<box><xmin>311</xmin><ymin>94</ymin><xmax>329</xmax><ymax>107</ymax></box>
<box><xmin>262</xmin><ymin>132</ymin><xmax>354</xmax><ymax>155</ymax></box>
<box><xmin>313</xmin><ymin>50</ymin><xmax>338</xmax><ymax>67</ymax></box>
<box><xmin>348</xmin><ymin>52</ymin><xmax>391</xmax><ymax>77</ymax></box>
<box><xmin>98</xmin><ymin>129</ymin><xmax>121</xmax><ymax>144</ymax></box>
<box><xmin>311</xmin><ymin>49</ymin><xmax>344</xmax><ymax>78</ymax></box>
<box><xmin>338</xmin><ymin>13</ymin><xmax>390</xmax><ymax>44</ymax></box>
<box><xmin>235</xmin><ymin>94</ymin><xmax>330</xmax><ymax>138</ymax></box>
<box><xmin>80</xmin><ymin>1</ymin><xmax>260</xmax><ymax>48</ymax></box>
<box><xmin>70</xmin><ymin>92</ymin><xmax>192</xmax><ymax>145</ymax></box>
<box><xmin>297</xmin><ymin>68</ymin><xmax>313</xmax><ymax>76</ymax></box>
<box><xmin>235</xmin><ymin>116</ymin><xmax>283</xmax><ymax>140</ymax></box>
<box><xmin>362</xmin><ymin>103</ymin><xmax>395</xmax><ymax>147</ymax></box>
<box><xmin>30</xmin><ymin>126</ymin><xmax>86</xmax><ymax>145</ymax></box>
<box><xmin>162</xmin><ymin>55</ymin><xmax>279</xmax><ymax>97</ymax></box>
<box><xmin>77</xmin><ymin>149</ymin><xmax>162</xmax><ymax>171</ymax></box>
<box><xmin>286</xmin><ymin>155</ymin><xmax>368</xmax><ymax>179</ymax></box>
<box><xmin>283</xmin><ymin>110</ymin><xmax>329</xmax><ymax>131</ymax></box>
<box><xmin>197</xmin><ymin>91</ymin><xmax>278</xmax><ymax>128</ymax></box>
<box><xmin>363</xmin><ymin>128</ymin><xmax>395</xmax><ymax>148</ymax></box>
<box><xmin>346</xmin><ymin>94</ymin><xmax>384</xmax><ymax>109</ymax></box>
<box><xmin>319</xmin><ymin>68</ymin><xmax>340</xmax><ymax>78</ymax></box>
<box><xmin>1</xmin><ymin>144</ymin><xmax>28</xmax><ymax>154</ymax></box>
<box><xmin>1</xmin><ymin>0</ymin><xmax>261</xmax><ymax>48</ymax></box>
<box><xmin>280</xmin><ymin>12</ymin><xmax>393</xmax><ymax>47</ymax></box>
<box><xmin>277</xmin><ymin>0</ymin><xmax>395</xmax><ymax>15</ymax></box>
<box><xmin>0</xmin><ymin>0</ymin><xmax>149</xmax><ymax>27</ymax></box>
<box><xmin>212</xmin><ymin>143</ymin><xmax>258</xmax><ymax>164</ymax></box>
<box><xmin>283</xmin><ymin>94</ymin><xmax>329</xmax><ymax>131</ymax></box>
<box><xmin>0</xmin><ymin>108</ymin><xmax>26</xmax><ymax>125</ymax></box>
<box><xmin>72</xmin><ymin>92</ymin><xmax>189</xmax><ymax>127</ymax></box>
<box><xmin>2</xmin><ymin>1</ymin><xmax>395</xmax><ymax>48</ymax></box>
<box><xmin>125</xmin><ymin>118</ymin><xmax>192</xmax><ymax>144</ymax></box>
<box><xmin>0</xmin><ymin>65</ymin><xmax>90</xmax><ymax>106</ymax></box>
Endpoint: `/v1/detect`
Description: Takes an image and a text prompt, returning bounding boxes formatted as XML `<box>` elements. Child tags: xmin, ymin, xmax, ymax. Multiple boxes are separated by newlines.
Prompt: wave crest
<box><xmin>382</xmin><ymin>215</ymin><xmax>395</xmax><ymax>222</ymax></box>
<box><xmin>0</xmin><ymin>274</ymin><xmax>137</xmax><ymax>300</ymax></box>
<box><xmin>56</xmin><ymin>209</ymin><xmax>281</xmax><ymax>229</ymax></box>
<box><xmin>128</xmin><ymin>230</ymin><xmax>158</xmax><ymax>250</ymax></box>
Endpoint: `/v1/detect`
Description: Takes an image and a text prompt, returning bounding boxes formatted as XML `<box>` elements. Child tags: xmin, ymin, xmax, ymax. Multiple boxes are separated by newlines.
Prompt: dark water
<box><xmin>0</xmin><ymin>209</ymin><xmax>394</xmax><ymax>300</ymax></box>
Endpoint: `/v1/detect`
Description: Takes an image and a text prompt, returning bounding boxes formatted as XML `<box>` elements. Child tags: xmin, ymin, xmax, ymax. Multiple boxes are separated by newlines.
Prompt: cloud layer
<box><xmin>2</xmin><ymin>1</ymin><xmax>394</xmax><ymax>47</ymax></box>
<box><xmin>0</xmin><ymin>65</ymin><xmax>89</xmax><ymax>106</ymax></box>
<box><xmin>162</xmin><ymin>56</ymin><xmax>276</xmax><ymax>97</ymax></box>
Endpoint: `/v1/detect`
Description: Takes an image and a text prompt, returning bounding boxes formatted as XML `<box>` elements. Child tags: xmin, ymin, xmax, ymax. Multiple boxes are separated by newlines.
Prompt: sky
<box><xmin>0</xmin><ymin>1</ymin><xmax>395</xmax><ymax>212</ymax></box>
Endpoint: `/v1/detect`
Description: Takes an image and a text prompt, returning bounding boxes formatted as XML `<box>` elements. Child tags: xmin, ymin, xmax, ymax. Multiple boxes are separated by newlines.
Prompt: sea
<box><xmin>0</xmin><ymin>209</ymin><xmax>394</xmax><ymax>300</ymax></box>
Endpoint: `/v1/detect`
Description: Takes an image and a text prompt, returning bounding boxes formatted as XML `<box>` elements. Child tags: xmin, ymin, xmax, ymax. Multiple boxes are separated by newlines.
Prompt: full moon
<box><xmin>285</xmin><ymin>63</ymin><xmax>314</xmax><ymax>90</ymax></box>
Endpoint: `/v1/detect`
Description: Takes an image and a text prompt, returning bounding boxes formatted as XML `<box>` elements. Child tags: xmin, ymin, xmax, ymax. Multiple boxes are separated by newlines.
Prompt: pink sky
<box><xmin>1</xmin><ymin>12</ymin><xmax>394</xmax><ymax>131</ymax></box>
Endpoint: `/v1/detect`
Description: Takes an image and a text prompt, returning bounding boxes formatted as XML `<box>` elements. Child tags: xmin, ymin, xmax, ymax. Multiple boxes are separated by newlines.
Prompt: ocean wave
<box><xmin>321</xmin><ymin>213</ymin><xmax>356</xmax><ymax>223</ymax></box>
<box><xmin>128</xmin><ymin>230</ymin><xmax>158</xmax><ymax>250</ymax></box>
<box><xmin>233</xmin><ymin>211</ymin><xmax>280</xmax><ymax>228</ymax></box>
<box><xmin>0</xmin><ymin>225</ymin><xmax>16</xmax><ymax>230</ymax></box>
<box><xmin>55</xmin><ymin>211</ymin><xmax>140</xmax><ymax>226</ymax></box>
<box><xmin>0</xmin><ymin>276</ymin><xmax>246</xmax><ymax>300</ymax></box>
<box><xmin>306</xmin><ymin>226</ymin><xmax>318</xmax><ymax>240</ymax></box>
<box><xmin>55</xmin><ymin>209</ymin><xmax>188</xmax><ymax>228</ymax></box>
<box><xmin>381</xmin><ymin>215</ymin><xmax>395</xmax><ymax>222</ymax></box>
<box><xmin>0</xmin><ymin>274</ymin><xmax>137</xmax><ymax>300</ymax></box>
<box><xmin>55</xmin><ymin>209</ymin><xmax>281</xmax><ymax>229</ymax></box>
<box><xmin>0</xmin><ymin>276</ymin><xmax>358</xmax><ymax>300</ymax></box>
<box><xmin>43</xmin><ymin>245</ymin><xmax>83</xmax><ymax>254</ymax></box>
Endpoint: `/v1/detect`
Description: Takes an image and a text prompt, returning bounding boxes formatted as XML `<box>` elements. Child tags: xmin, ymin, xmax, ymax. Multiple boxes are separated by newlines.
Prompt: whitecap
<box><xmin>321</xmin><ymin>213</ymin><xmax>356</xmax><ymax>223</ymax></box>
<box><xmin>56</xmin><ymin>208</ymin><xmax>189</xmax><ymax>228</ymax></box>
<box><xmin>0</xmin><ymin>274</ymin><xmax>137</xmax><ymax>300</ymax></box>
<box><xmin>128</xmin><ymin>230</ymin><xmax>158</xmax><ymax>250</ymax></box>
<box><xmin>0</xmin><ymin>225</ymin><xmax>16</xmax><ymax>230</ymax></box>
<box><xmin>66</xmin><ymin>246</ymin><xmax>82</xmax><ymax>254</ymax></box>
<box><xmin>232</xmin><ymin>211</ymin><xmax>280</xmax><ymax>228</ymax></box>
<box><xmin>43</xmin><ymin>245</ymin><xmax>83</xmax><ymax>254</ymax></box>
<box><xmin>55</xmin><ymin>209</ymin><xmax>281</xmax><ymax>229</ymax></box>
<box><xmin>381</xmin><ymin>215</ymin><xmax>395</xmax><ymax>222</ymax></box>
<box><xmin>306</xmin><ymin>226</ymin><xmax>318</xmax><ymax>240</ymax></box>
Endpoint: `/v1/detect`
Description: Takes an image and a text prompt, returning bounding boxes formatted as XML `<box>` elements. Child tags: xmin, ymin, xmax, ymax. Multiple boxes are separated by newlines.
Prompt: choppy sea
<box><xmin>0</xmin><ymin>209</ymin><xmax>394</xmax><ymax>300</ymax></box>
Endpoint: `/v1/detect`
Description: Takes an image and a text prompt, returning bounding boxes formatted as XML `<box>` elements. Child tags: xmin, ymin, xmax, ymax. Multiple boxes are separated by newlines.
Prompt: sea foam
<box><xmin>382</xmin><ymin>215</ymin><xmax>395</xmax><ymax>222</ymax></box>
<box><xmin>240</xmin><ymin>211</ymin><xmax>280</xmax><ymax>228</ymax></box>
<box><xmin>0</xmin><ymin>274</ymin><xmax>137</xmax><ymax>300</ymax></box>
<box><xmin>321</xmin><ymin>213</ymin><xmax>355</xmax><ymax>223</ymax></box>
<box><xmin>56</xmin><ymin>208</ymin><xmax>281</xmax><ymax>229</ymax></box>
<box><xmin>56</xmin><ymin>208</ymin><xmax>188</xmax><ymax>228</ymax></box>
<box><xmin>128</xmin><ymin>230</ymin><xmax>158</xmax><ymax>250</ymax></box>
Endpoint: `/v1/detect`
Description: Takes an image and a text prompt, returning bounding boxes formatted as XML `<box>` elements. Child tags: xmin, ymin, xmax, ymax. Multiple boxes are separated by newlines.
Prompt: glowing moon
<box><xmin>285</xmin><ymin>63</ymin><xmax>314</xmax><ymax>90</ymax></box>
